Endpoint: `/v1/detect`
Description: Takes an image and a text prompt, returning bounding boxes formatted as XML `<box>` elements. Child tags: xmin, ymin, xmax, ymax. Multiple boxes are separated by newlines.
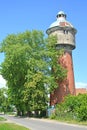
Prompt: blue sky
<box><xmin>0</xmin><ymin>0</ymin><xmax>87</xmax><ymax>88</ymax></box>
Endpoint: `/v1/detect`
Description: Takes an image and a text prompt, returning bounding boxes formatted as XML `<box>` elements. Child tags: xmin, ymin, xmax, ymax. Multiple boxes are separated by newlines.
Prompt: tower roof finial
<box><xmin>56</xmin><ymin>11</ymin><xmax>66</xmax><ymax>18</ymax></box>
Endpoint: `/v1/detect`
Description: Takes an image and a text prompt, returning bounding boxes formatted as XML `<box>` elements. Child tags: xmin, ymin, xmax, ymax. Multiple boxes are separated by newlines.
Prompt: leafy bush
<box><xmin>77</xmin><ymin>105</ymin><xmax>87</xmax><ymax>121</ymax></box>
<box><xmin>50</xmin><ymin>94</ymin><xmax>87</xmax><ymax>121</ymax></box>
<box><xmin>76</xmin><ymin>94</ymin><xmax>87</xmax><ymax>121</ymax></box>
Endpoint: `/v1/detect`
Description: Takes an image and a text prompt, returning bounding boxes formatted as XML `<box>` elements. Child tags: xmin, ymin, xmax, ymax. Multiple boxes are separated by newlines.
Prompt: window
<box><xmin>64</xmin><ymin>30</ymin><xmax>68</xmax><ymax>34</ymax></box>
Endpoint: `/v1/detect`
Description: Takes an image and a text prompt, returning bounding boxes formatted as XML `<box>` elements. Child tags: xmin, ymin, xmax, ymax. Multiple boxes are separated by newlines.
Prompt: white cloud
<box><xmin>75</xmin><ymin>82</ymin><xmax>87</xmax><ymax>88</ymax></box>
<box><xmin>0</xmin><ymin>75</ymin><xmax>6</xmax><ymax>88</ymax></box>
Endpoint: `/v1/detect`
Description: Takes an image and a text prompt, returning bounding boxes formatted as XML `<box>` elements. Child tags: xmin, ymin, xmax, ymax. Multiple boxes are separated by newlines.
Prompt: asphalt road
<box><xmin>0</xmin><ymin>115</ymin><xmax>87</xmax><ymax>130</ymax></box>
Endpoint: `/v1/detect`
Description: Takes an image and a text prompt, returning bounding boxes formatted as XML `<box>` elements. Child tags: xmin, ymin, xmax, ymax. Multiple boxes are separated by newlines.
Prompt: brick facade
<box><xmin>76</xmin><ymin>88</ymin><xmax>87</xmax><ymax>95</ymax></box>
<box><xmin>50</xmin><ymin>51</ymin><xmax>76</xmax><ymax>105</ymax></box>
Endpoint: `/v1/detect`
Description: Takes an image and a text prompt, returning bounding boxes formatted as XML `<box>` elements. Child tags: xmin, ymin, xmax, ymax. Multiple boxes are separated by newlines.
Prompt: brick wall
<box><xmin>76</xmin><ymin>88</ymin><xmax>87</xmax><ymax>95</ymax></box>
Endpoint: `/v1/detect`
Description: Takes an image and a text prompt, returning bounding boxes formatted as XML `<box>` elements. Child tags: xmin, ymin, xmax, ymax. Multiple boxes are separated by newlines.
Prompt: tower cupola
<box><xmin>46</xmin><ymin>11</ymin><xmax>77</xmax><ymax>50</ymax></box>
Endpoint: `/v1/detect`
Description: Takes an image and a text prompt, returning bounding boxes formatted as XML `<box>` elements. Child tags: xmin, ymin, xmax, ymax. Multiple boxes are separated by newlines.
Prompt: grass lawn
<box><xmin>0</xmin><ymin>117</ymin><xmax>7</xmax><ymax>121</ymax></box>
<box><xmin>0</xmin><ymin>123</ymin><xmax>30</xmax><ymax>130</ymax></box>
<box><xmin>0</xmin><ymin>117</ymin><xmax>29</xmax><ymax>130</ymax></box>
<box><xmin>53</xmin><ymin>118</ymin><xmax>87</xmax><ymax>126</ymax></box>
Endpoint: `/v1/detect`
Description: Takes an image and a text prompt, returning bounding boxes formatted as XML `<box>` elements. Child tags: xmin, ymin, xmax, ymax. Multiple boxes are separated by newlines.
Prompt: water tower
<box><xmin>46</xmin><ymin>11</ymin><xmax>77</xmax><ymax>105</ymax></box>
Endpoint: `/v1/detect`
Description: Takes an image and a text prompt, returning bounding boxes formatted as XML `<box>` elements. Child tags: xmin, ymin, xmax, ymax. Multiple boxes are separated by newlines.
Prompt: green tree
<box><xmin>46</xmin><ymin>35</ymin><xmax>67</xmax><ymax>91</ymax></box>
<box><xmin>0</xmin><ymin>88</ymin><xmax>12</xmax><ymax>113</ymax></box>
<box><xmin>0</xmin><ymin>37</ymin><xmax>29</xmax><ymax>115</ymax></box>
<box><xmin>0</xmin><ymin>30</ymin><xmax>66</xmax><ymax>116</ymax></box>
<box><xmin>0</xmin><ymin>88</ymin><xmax>6</xmax><ymax>112</ymax></box>
<box><xmin>0</xmin><ymin>31</ymin><xmax>48</xmax><ymax>116</ymax></box>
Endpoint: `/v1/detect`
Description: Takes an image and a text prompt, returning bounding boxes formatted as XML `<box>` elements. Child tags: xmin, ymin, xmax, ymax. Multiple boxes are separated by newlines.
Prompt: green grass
<box><xmin>63</xmin><ymin>120</ymin><xmax>87</xmax><ymax>126</ymax></box>
<box><xmin>0</xmin><ymin>117</ymin><xmax>7</xmax><ymax>121</ymax></box>
<box><xmin>49</xmin><ymin>112</ymin><xmax>87</xmax><ymax>126</ymax></box>
<box><xmin>0</xmin><ymin>123</ymin><xmax>29</xmax><ymax>130</ymax></box>
<box><xmin>50</xmin><ymin>118</ymin><xmax>87</xmax><ymax>126</ymax></box>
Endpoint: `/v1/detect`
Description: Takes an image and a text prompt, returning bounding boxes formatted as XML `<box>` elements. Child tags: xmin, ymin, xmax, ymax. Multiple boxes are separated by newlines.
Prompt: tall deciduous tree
<box><xmin>0</xmin><ymin>30</ymin><xmax>66</xmax><ymax>116</ymax></box>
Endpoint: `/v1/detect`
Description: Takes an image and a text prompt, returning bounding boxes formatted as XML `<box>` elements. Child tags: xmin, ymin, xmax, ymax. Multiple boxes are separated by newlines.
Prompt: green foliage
<box><xmin>50</xmin><ymin>94</ymin><xmax>87</xmax><ymax>121</ymax></box>
<box><xmin>77</xmin><ymin>105</ymin><xmax>87</xmax><ymax>121</ymax></box>
<box><xmin>0</xmin><ymin>30</ymin><xmax>66</xmax><ymax>116</ymax></box>
<box><xmin>75</xmin><ymin>94</ymin><xmax>87</xmax><ymax>121</ymax></box>
<box><xmin>0</xmin><ymin>88</ymin><xmax>13</xmax><ymax>113</ymax></box>
<box><xmin>45</xmin><ymin>35</ymin><xmax>67</xmax><ymax>91</ymax></box>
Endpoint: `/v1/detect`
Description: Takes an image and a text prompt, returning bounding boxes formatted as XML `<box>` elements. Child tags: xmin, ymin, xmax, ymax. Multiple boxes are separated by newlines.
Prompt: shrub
<box><xmin>50</xmin><ymin>94</ymin><xmax>87</xmax><ymax>121</ymax></box>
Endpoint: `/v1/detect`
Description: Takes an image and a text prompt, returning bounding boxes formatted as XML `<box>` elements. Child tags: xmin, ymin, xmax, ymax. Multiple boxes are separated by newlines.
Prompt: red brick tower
<box><xmin>46</xmin><ymin>11</ymin><xmax>77</xmax><ymax>105</ymax></box>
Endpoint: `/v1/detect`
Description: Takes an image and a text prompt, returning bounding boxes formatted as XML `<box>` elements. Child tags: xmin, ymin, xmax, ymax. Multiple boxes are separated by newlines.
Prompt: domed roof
<box><xmin>57</xmin><ymin>11</ymin><xmax>66</xmax><ymax>15</ymax></box>
<box><xmin>49</xmin><ymin>11</ymin><xmax>74</xmax><ymax>28</ymax></box>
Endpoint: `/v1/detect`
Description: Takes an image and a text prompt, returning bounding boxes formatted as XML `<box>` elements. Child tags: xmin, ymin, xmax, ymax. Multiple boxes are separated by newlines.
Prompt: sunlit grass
<box><xmin>0</xmin><ymin>123</ymin><xmax>29</xmax><ymax>130</ymax></box>
<box><xmin>0</xmin><ymin>117</ymin><xmax>7</xmax><ymax>121</ymax></box>
<box><xmin>51</xmin><ymin>118</ymin><xmax>87</xmax><ymax>126</ymax></box>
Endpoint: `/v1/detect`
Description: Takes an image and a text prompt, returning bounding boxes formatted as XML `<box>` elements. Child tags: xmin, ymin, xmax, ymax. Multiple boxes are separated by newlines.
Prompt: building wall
<box><xmin>48</xmin><ymin>27</ymin><xmax>76</xmax><ymax>49</ymax></box>
<box><xmin>76</xmin><ymin>88</ymin><xmax>87</xmax><ymax>95</ymax></box>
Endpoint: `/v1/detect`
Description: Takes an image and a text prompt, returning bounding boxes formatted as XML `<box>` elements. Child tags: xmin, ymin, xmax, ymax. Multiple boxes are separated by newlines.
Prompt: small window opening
<box><xmin>64</xmin><ymin>30</ymin><xmax>68</xmax><ymax>34</ymax></box>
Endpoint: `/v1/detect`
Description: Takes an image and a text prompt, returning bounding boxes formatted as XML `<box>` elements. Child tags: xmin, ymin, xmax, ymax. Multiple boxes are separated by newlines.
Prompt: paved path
<box><xmin>0</xmin><ymin>115</ymin><xmax>87</xmax><ymax>130</ymax></box>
